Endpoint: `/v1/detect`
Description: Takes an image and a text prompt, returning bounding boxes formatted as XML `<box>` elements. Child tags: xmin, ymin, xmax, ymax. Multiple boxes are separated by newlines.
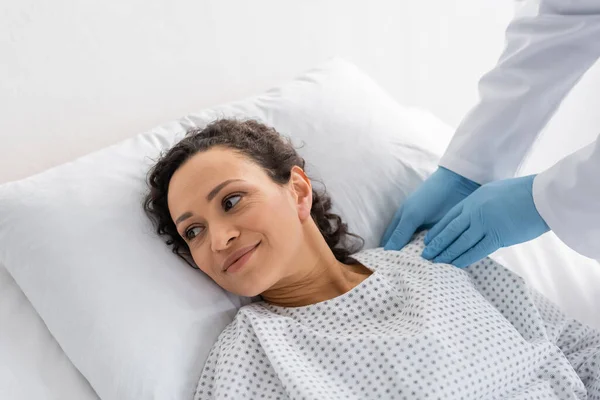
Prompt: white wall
<box><xmin>0</xmin><ymin>0</ymin><xmax>514</xmax><ymax>183</ymax></box>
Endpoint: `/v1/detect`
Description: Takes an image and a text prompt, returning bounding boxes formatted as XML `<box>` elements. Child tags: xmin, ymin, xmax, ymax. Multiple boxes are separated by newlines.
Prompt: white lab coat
<box><xmin>439</xmin><ymin>0</ymin><xmax>600</xmax><ymax>260</ymax></box>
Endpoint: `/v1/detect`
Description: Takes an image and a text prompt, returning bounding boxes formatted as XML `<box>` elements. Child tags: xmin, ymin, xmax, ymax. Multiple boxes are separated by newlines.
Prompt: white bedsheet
<box><xmin>0</xmin><ymin>263</ymin><xmax>98</xmax><ymax>400</ymax></box>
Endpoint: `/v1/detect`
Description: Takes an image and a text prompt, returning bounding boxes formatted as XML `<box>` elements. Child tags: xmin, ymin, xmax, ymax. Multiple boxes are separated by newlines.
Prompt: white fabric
<box><xmin>196</xmin><ymin>232</ymin><xmax>600</xmax><ymax>399</ymax></box>
<box><xmin>489</xmin><ymin>233</ymin><xmax>600</xmax><ymax>332</ymax></box>
<box><xmin>533</xmin><ymin>136</ymin><xmax>600</xmax><ymax>259</ymax></box>
<box><xmin>0</xmin><ymin>58</ymin><xmax>453</xmax><ymax>400</ymax></box>
<box><xmin>438</xmin><ymin>0</ymin><xmax>600</xmax><ymax>260</ymax></box>
<box><xmin>0</xmin><ymin>264</ymin><xmax>99</xmax><ymax>400</ymax></box>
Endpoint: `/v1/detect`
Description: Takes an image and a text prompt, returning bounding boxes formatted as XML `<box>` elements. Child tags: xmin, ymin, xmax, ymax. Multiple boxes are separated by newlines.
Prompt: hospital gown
<box><xmin>194</xmin><ymin>232</ymin><xmax>600</xmax><ymax>399</ymax></box>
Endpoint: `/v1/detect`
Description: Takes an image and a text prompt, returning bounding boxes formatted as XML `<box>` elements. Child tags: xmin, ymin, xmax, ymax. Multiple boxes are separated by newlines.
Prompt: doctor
<box><xmin>382</xmin><ymin>0</ymin><xmax>600</xmax><ymax>266</ymax></box>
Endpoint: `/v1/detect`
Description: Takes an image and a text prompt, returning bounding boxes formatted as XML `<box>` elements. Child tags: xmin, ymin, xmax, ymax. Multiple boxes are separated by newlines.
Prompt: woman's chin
<box><xmin>224</xmin><ymin>271</ymin><xmax>267</xmax><ymax>298</ymax></box>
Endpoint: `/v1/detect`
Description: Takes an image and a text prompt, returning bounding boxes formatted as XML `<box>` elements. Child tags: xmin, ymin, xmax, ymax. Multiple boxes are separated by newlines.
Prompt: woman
<box><xmin>143</xmin><ymin>119</ymin><xmax>600</xmax><ymax>399</ymax></box>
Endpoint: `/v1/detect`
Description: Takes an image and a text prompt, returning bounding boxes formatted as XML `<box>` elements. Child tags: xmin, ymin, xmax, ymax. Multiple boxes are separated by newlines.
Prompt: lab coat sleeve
<box><xmin>532</xmin><ymin>135</ymin><xmax>600</xmax><ymax>260</ymax></box>
<box><xmin>439</xmin><ymin>0</ymin><xmax>600</xmax><ymax>185</ymax></box>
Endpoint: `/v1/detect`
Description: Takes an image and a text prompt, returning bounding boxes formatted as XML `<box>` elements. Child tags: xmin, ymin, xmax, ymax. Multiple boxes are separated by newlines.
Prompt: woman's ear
<box><xmin>289</xmin><ymin>166</ymin><xmax>312</xmax><ymax>222</ymax></box>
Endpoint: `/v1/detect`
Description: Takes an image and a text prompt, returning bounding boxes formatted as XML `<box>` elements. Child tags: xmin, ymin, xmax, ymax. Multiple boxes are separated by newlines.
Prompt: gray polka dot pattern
<box><xmin>194</xmin><ymin>231</ymin><xmax>600</xmax><ymax>399</ymax></box>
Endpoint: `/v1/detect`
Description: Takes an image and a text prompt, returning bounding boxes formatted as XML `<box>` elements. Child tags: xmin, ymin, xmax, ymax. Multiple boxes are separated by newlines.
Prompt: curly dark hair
<box><xmin>143</xmin><ymin>118</ymin><xmax>364</xmax><ymax>269</ymax></box>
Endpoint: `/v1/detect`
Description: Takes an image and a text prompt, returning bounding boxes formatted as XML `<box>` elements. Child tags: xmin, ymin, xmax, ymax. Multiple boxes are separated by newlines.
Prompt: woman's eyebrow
<box><xmin>206</xmin><ymin>179</ymin><xmax>244</xmax><ymax>202</ymax></box>
<box><xmin>175</xmin><ymin>179</ymin><xmax>244</xmax><ymax>226</ymax></box>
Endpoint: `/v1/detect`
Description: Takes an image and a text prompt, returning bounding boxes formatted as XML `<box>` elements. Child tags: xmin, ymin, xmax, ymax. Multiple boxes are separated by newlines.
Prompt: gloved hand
<box><xmin>381</xmin><ymin>167</ymin><xmax>480</xmax><ymax>250</ymax></box>
<box><xmin>422</xmin><ymin>174</ymin><xmax>550</xmax><ymax>268</ymax></box>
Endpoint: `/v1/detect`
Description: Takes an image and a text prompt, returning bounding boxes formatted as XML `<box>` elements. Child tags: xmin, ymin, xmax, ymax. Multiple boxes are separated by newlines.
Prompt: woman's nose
<box><xmin>210</xmin><ymin>224</ymin><xmax>239</xmax><ymax>252</ymax></box>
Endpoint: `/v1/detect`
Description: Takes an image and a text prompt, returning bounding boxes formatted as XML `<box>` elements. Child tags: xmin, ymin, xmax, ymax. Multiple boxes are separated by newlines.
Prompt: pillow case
<box><xmin>0</xmin><ymin>58</ymin><xmax>452</xmax><ymax>400</ymax></box>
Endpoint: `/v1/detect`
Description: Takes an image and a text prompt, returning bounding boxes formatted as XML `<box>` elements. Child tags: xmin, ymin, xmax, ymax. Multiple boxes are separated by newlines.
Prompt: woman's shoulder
<box><xmin>206</xmin><ymin>304</ymin><xmax>273</xmax><ymax>356</ymax></box>
<box><xmin>351</xmin><ymin>246</ymin><xmax>418</xmax><ymax>273</ymax></box>
<box><xmin>234</xmin><ymin>301</ymin><xmax>291</xmax><ymax>325</ymax></box>
<box><xmin>237</xmin><ymin>301</ymin><xmax>278</xmax><ymax>316</ymax></box>
<box><xmin>350</xmin><ymin>232</ymin><xmax>432</xmax><ymax>270</ymax></box>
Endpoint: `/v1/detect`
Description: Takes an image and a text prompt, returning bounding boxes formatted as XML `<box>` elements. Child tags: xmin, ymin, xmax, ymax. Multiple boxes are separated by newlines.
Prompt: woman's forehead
<box><xmin>176</xmin><ymin>149</ymin><xmax>251</xmax><ymax>182</ymax></box>
<box><xmin>167</xmin><ymin>149</ymin><xmax>266</xmax><ymax>205</ymax></box>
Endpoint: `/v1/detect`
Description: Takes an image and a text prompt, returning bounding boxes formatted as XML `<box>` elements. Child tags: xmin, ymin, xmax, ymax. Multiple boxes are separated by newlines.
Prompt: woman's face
<box><xmin>167</xmin><ymin>146</ymin><xmax>309</xmax><ymax>297</ymax></box>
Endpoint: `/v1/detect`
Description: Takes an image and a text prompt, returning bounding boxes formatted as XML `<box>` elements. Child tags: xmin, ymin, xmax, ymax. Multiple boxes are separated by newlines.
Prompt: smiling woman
<box><xmin>142</xmin><ymin>118</ymin><xmax>369</xmax><ymax>307</ymax></box>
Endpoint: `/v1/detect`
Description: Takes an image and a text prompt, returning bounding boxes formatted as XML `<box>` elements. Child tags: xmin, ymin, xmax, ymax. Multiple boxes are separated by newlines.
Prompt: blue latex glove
<box><xmin>381</xmin><ymin>167</ymin><xmax>480</xmax><ymax>250</ymax></box>
<box><xmin>422</xmin><ymin>174</ymin><xmax>550</xmax><ymax>268</ymax></box>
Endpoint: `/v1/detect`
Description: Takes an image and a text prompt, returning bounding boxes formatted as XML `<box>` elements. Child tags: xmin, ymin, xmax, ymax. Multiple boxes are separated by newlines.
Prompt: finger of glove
<box><xmin>422</xmin><ymin>213</ymin><xmax>469</xmax><ymax>260</ymax></box>
<box><xmin>380</xmin><ymin>205</ymin><xmax>404</xmax><ymax>247</ymax></box>
<box><xmin>384</xmin><ymin>216</ymin><xmax>418</xmax><ymax>251</ymax></box>
<box><xmin>424</xmin><ymin>203</ymin><xmax>463</xmax><ymax>245</ymax></box>
<box><xmin>433</xmin><ymin>225</ymin><xmax>484</xmax><ymax>264</ymax></box>
<box><xmin>452</xmin><ymin>235</ymin><xmax>497</xmax><ymax>268</ymax></box>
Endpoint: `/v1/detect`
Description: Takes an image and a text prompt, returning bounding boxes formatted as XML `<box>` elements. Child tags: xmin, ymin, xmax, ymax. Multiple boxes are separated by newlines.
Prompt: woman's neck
<box><xmin>260</xmin><ymin>220</ymin><xmax>372</xmax><ymax>308</ymax></box>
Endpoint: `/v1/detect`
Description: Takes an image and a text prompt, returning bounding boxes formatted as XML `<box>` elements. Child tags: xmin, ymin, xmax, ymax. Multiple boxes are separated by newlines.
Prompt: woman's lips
<box><xmin>224</xmin><ymin>242</ymin><xmax>260</xmax><ymax>274</ymax></box>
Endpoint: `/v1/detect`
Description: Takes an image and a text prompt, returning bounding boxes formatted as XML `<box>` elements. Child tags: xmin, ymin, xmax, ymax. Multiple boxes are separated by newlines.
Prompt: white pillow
<box><xmin>0</xmin><ymin>58</ymin><xmax>452</xmax><ymax>400</ymax></box>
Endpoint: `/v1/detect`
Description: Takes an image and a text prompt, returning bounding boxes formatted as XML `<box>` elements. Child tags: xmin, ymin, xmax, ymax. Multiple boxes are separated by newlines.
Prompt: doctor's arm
<box><xmin>439</xmin><ymin>0</ymin><xmax>600</xmax><ymax>184</ymax></box>
<box><xmin>421</xmin><ymin>136</ymin><xmax>600</xmax><ymax>263</ymax></box>
<box><xmin>382</xmin><ymin>0</ymin><xmax>600</xmax><ymax>255</ymax></box>
<box><xmin>532</xmin><ymin>135</ymin><xmax>600</xmax><ymax>260</ymax></box>
<box><xmin>423</xmin><ymin>0</ymin><xmax>600</xmax><ymax>262</ymax></box>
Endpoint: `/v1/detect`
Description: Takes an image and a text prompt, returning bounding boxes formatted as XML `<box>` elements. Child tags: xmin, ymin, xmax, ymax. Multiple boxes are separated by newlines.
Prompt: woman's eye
<box><xmin>223</xmin><ymin>195</ymin><xmax>242</xmax><ymax>212</ymax></box>
<box><xmin>185</xmin><ymin>226</ymin><xmax>204</xmax><ymax>241</ymax></box>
